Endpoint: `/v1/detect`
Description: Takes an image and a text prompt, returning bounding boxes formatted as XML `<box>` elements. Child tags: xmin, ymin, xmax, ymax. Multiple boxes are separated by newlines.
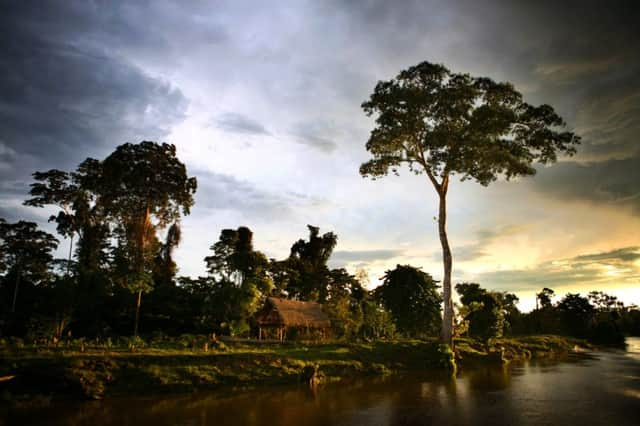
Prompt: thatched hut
<box><xmin>255</xmin><ymin>297</ymin><xmax>331</xmax><ymax>341</ymax></box>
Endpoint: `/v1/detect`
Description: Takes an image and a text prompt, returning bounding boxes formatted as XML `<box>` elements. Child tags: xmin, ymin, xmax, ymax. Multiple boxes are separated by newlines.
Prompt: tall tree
<box><xmin>24</xmin><ymin>160</ymin><xmax>110</xmax><ymax>277</ymax></box>
<box><xmin>24</xmin><ymin>169</ymin><xmax>79</xmax><ymax>275</ymax></box>
<box><xmin>0</xmin><ymin>220</ymin><xmax>58</xmax><ymax>312</ymax></box>
<box><xmin>98</xmin><ymin>141</ymin><xmax>197</xmax><ymax>336</ymax></box>
<box><xmin>374</xmin><ymin>264</ymin><xmax>442</xmax><ymax>337</ymax></box>
<box><xmin>360</xmin><ymin>61</ymin><xmax>580</xmax><ymax>345</ymax></box>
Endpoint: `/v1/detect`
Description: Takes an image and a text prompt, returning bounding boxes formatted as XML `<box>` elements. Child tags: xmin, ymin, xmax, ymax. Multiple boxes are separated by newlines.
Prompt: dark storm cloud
<box><xmin>0</xmin><ymin>1</ymin><xmax>188</xmax><ymax>210</ymax></box>
<box><xmin>491</xmin><ymin>1</ymin><xmax>640</xmax><ymax>209</ymax></box>
<box><xmin>531</xmin><ymin>157</ymin><xmax>640</xmax><ymax>213</ymax></box>
<box><xmin>214</xmin><ymin>113</ymin><xmax>270</xmax><ymax>136</ymax></box>
<box><xmin>333</xmin><ymin>0</ymin><xmax>640</xmax><ymax>211</ymax></box>
<box><xmin>0</xmin><ymin>204</ymin><xmax>46</xmax><ymax>224</ymax></box>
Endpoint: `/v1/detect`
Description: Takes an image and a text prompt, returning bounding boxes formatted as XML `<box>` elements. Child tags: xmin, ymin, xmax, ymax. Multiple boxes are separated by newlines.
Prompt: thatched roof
<box><xmin>256</xmin><ymin>297</ymin><xmax>331</xmax><ymax>328</ymax></box>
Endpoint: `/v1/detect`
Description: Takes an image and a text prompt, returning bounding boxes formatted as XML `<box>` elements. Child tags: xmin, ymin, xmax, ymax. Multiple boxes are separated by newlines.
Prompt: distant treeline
<box><xmin>0</xmin><ymin>141</ymin><xmax>638</xmax><ymax>344</ymax></box>
<box><xmin>455</xmin><ymin>284</ymin><xmax>638</xmax><ymax>345</ymax></box>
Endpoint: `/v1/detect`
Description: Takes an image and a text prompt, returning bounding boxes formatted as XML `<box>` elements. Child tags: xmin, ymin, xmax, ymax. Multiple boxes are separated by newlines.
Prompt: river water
<box><xmin>4</xmin><ymin>338</ymin><xmax>640</xmax><ymax>425</ymax></box>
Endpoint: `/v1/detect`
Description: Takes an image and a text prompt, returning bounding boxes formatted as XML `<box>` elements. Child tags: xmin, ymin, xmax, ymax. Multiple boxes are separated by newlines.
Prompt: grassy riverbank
<box><xmin>0</xmin><ymin>335</ymin><xmax>584</xmax><ymax>402</ymax></box>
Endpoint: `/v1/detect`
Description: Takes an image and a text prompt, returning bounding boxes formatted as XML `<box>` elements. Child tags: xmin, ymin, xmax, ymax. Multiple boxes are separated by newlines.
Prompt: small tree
<box><xmin>324</xmin><ymin>268</ymin><xmax>365</xmax><ymax>339</ymax></box>
<box><xmin>557</xmin><ymin>293</ymin><xmax>594</xmax><ymax>338</ymax></box>
<box><xmin>360</xmin><ymin>61</ymin><xmax>580</xmax><ymax>345</ymax></box>
<box><xmin>360</xmin><ymin>299</ymin><xmax>396</xmax><ymax>340</ymax></box>
<box><xmin>375</xmin><ymin>264</ymin><xmax>442</xmax><ymax>337</ymax></box>
<box><xmin>204</xmin><ymin>227</ymin><xmax>273</xmax><ymax>334</ymax></box>
<box><xmin>286</xmin><ymin>225</ymin><xmax>337</xmax><ymax>302</ymax></box>
<box><xmin>456</xmin><ymin>282</ymin><xmax>505</xmax><ymax>342</ymax></box>
<box><xmin>536</xmin><ymin>287</ymin><xmax>555</xmax><ymax>310</ymax></box>
<box><xmin>0</xmin><ymin>220</ymin><xmax>58</xmax><ymax>312</ymax></box>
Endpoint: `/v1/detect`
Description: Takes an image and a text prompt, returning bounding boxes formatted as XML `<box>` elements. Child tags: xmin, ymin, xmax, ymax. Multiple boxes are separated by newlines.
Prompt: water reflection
<box><xmin>4</xmin><ymin>339</ymin><xmax>640</xmax><ymax>426</ymax></box>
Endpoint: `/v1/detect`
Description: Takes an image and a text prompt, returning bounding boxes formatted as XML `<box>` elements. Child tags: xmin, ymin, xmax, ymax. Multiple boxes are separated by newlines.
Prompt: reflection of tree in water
<box><xmin>462</xmin><ymin>364</ymin><xmax>511</xmax><ymax>392</ymax></box>
<box><xmin>4</xmin><ymin>369</ymin><xmax>516</xmax><ymax>426</ymax></box>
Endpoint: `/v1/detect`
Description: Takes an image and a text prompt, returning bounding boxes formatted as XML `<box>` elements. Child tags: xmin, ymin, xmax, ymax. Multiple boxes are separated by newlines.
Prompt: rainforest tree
<box><xmin>0</xmin><ymin>220</ymin><xmax>58</xmax><ymax>313</ymax></box>
<box><xmin>98</xmin><ymin>142</ymin><xmax>197</xmax><ymax>336</ymax></box>
<box><xmin>286</xmin><ymin>225</ymin><xmax>337</xmax><ymax>302</ymax></box>
<box><xmin>374</xmin><ymin>264</ymin><xmax>442</xmax><ymax>337</ymax></box>
<box><xmin>360</xmin><ymin>61</ymin><xmax>580</xmax><ymax>345</ymax></box>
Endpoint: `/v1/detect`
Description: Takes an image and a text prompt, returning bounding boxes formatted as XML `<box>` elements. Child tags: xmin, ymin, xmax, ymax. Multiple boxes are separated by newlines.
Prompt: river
<box><xmin>4</xmin><ymin>338</ymin><xmax>640</xmax><ymax>425</ymax></box>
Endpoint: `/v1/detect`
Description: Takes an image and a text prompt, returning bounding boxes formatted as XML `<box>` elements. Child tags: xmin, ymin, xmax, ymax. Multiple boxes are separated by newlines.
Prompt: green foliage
<box><xmin>0</xmin><ymin>220</ymin><xmax>58</xmax><ymax>313</ymax></box>
<box><xmin>374</xmin><ymin>265</ymin><xmax>442</xmax><ymax>337</ymax></box>
<box><xmin>205</xmin><ymin>227</ymin><xmax>272</xmax><ymax>291</ymax></box>
<box><xmin>324</xmin><ymin>268</ymin><xmax>367</xmax><ymax>339</ymax></box>
<box><xmin>285</xmin><ymin>225</ymin><xmax>337</xmax><ymax>302</ymax></box>
<box><xmin>0</xmin><ymin>220</ymin><xmax>58</xmax><ymax>283</ymax></box>
<box><xmin>557</xmin><ymin>293</ymin><xmax>595</xmax><ymax>338</ymax></box>
<box><xmin>360</xmin><ymin>300</ymin><xmax>397</xmax><ymax>340</ymax></box>
<box><xmin>455</xmin><ymin>283</ymin><xmax>518</xmax><ymax>342</ymax></box>
<box><xmin>203</xmin><ymin>227</ymin><xmax>273</xmax><ymax>334</ymax></box>
<box><xmin>24</xmin><ymin>169</ymin><xmax>83</xmax><ymax>247</ymax></box>
<box><xmin>24</xmin><ymin>164</ymin><xmax>110</xmax><ymax>279</ymax></box>
<box><xmin>508</xmin><ymin>288</ymin><xmax>630</xmax><ymax>345</ymax></box>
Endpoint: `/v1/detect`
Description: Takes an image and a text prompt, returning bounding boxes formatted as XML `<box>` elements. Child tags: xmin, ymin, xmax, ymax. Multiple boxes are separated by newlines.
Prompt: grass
<box><xmin>0</xmin><ymin>334</ymin><xmax>582</xmax><ymax>401</ymax></box>
<box><xmin>455</xmin><ymin>335</ymin><xmax>589</xmax><ymax>364</ymax></box>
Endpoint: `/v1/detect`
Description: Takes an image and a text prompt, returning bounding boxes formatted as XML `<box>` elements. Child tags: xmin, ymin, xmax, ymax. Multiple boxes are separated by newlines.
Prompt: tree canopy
<box><xmin>360</xmin><ymin>61</ymin><xmax>580</xmax><ymax>184</ymax></box>
<box><xmin>99</xmin><ymin>142</ymin><xmax>197</xmax><ymax>227</ymax></box>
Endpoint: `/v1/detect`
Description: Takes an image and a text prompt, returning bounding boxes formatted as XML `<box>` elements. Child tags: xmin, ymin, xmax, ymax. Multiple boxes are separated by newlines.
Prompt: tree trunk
<box><xmin>11</xmin><ymin>266</ymin><xmax>21</xmax><ymax>313</ymax></box>
<box><xmin>67</xmin><ymin>235</ymin><xmax>74</xmax><ymax>277</ymax></box>
<box><xmin>438</xmin><ymin>192</ymin><xmax>454</xmax><ymax>347</ymax></box>
<box><xmin>132</xmin><ymin>207</ymin><xmax>150</xmax><ymax>337</ymax></box>
<box><xmin>133</xmin><ymin>289</ymin><xmax>142</xmax><ymax>337</ymax></box>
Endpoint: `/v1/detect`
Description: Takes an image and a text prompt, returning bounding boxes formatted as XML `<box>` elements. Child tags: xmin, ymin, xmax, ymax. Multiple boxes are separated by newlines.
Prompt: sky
<box><xmin>1</xmin><ymin>0</ymin><xmax>639</xmax><ymax>311</ymax></box>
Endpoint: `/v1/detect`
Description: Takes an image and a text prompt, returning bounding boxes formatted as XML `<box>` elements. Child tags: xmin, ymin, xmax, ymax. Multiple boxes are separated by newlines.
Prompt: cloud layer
<box><xmin>2</xmin><ymin>1</ymin><xmax>639</xmax><ymax>309</ymax></box>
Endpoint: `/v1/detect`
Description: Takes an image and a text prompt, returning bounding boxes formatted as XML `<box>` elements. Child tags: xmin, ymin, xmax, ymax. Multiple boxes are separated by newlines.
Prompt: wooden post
<box><xmin>259</xmin><ymin>327</ymin><xmax>262</xmax><ymax>340</ymax></box>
